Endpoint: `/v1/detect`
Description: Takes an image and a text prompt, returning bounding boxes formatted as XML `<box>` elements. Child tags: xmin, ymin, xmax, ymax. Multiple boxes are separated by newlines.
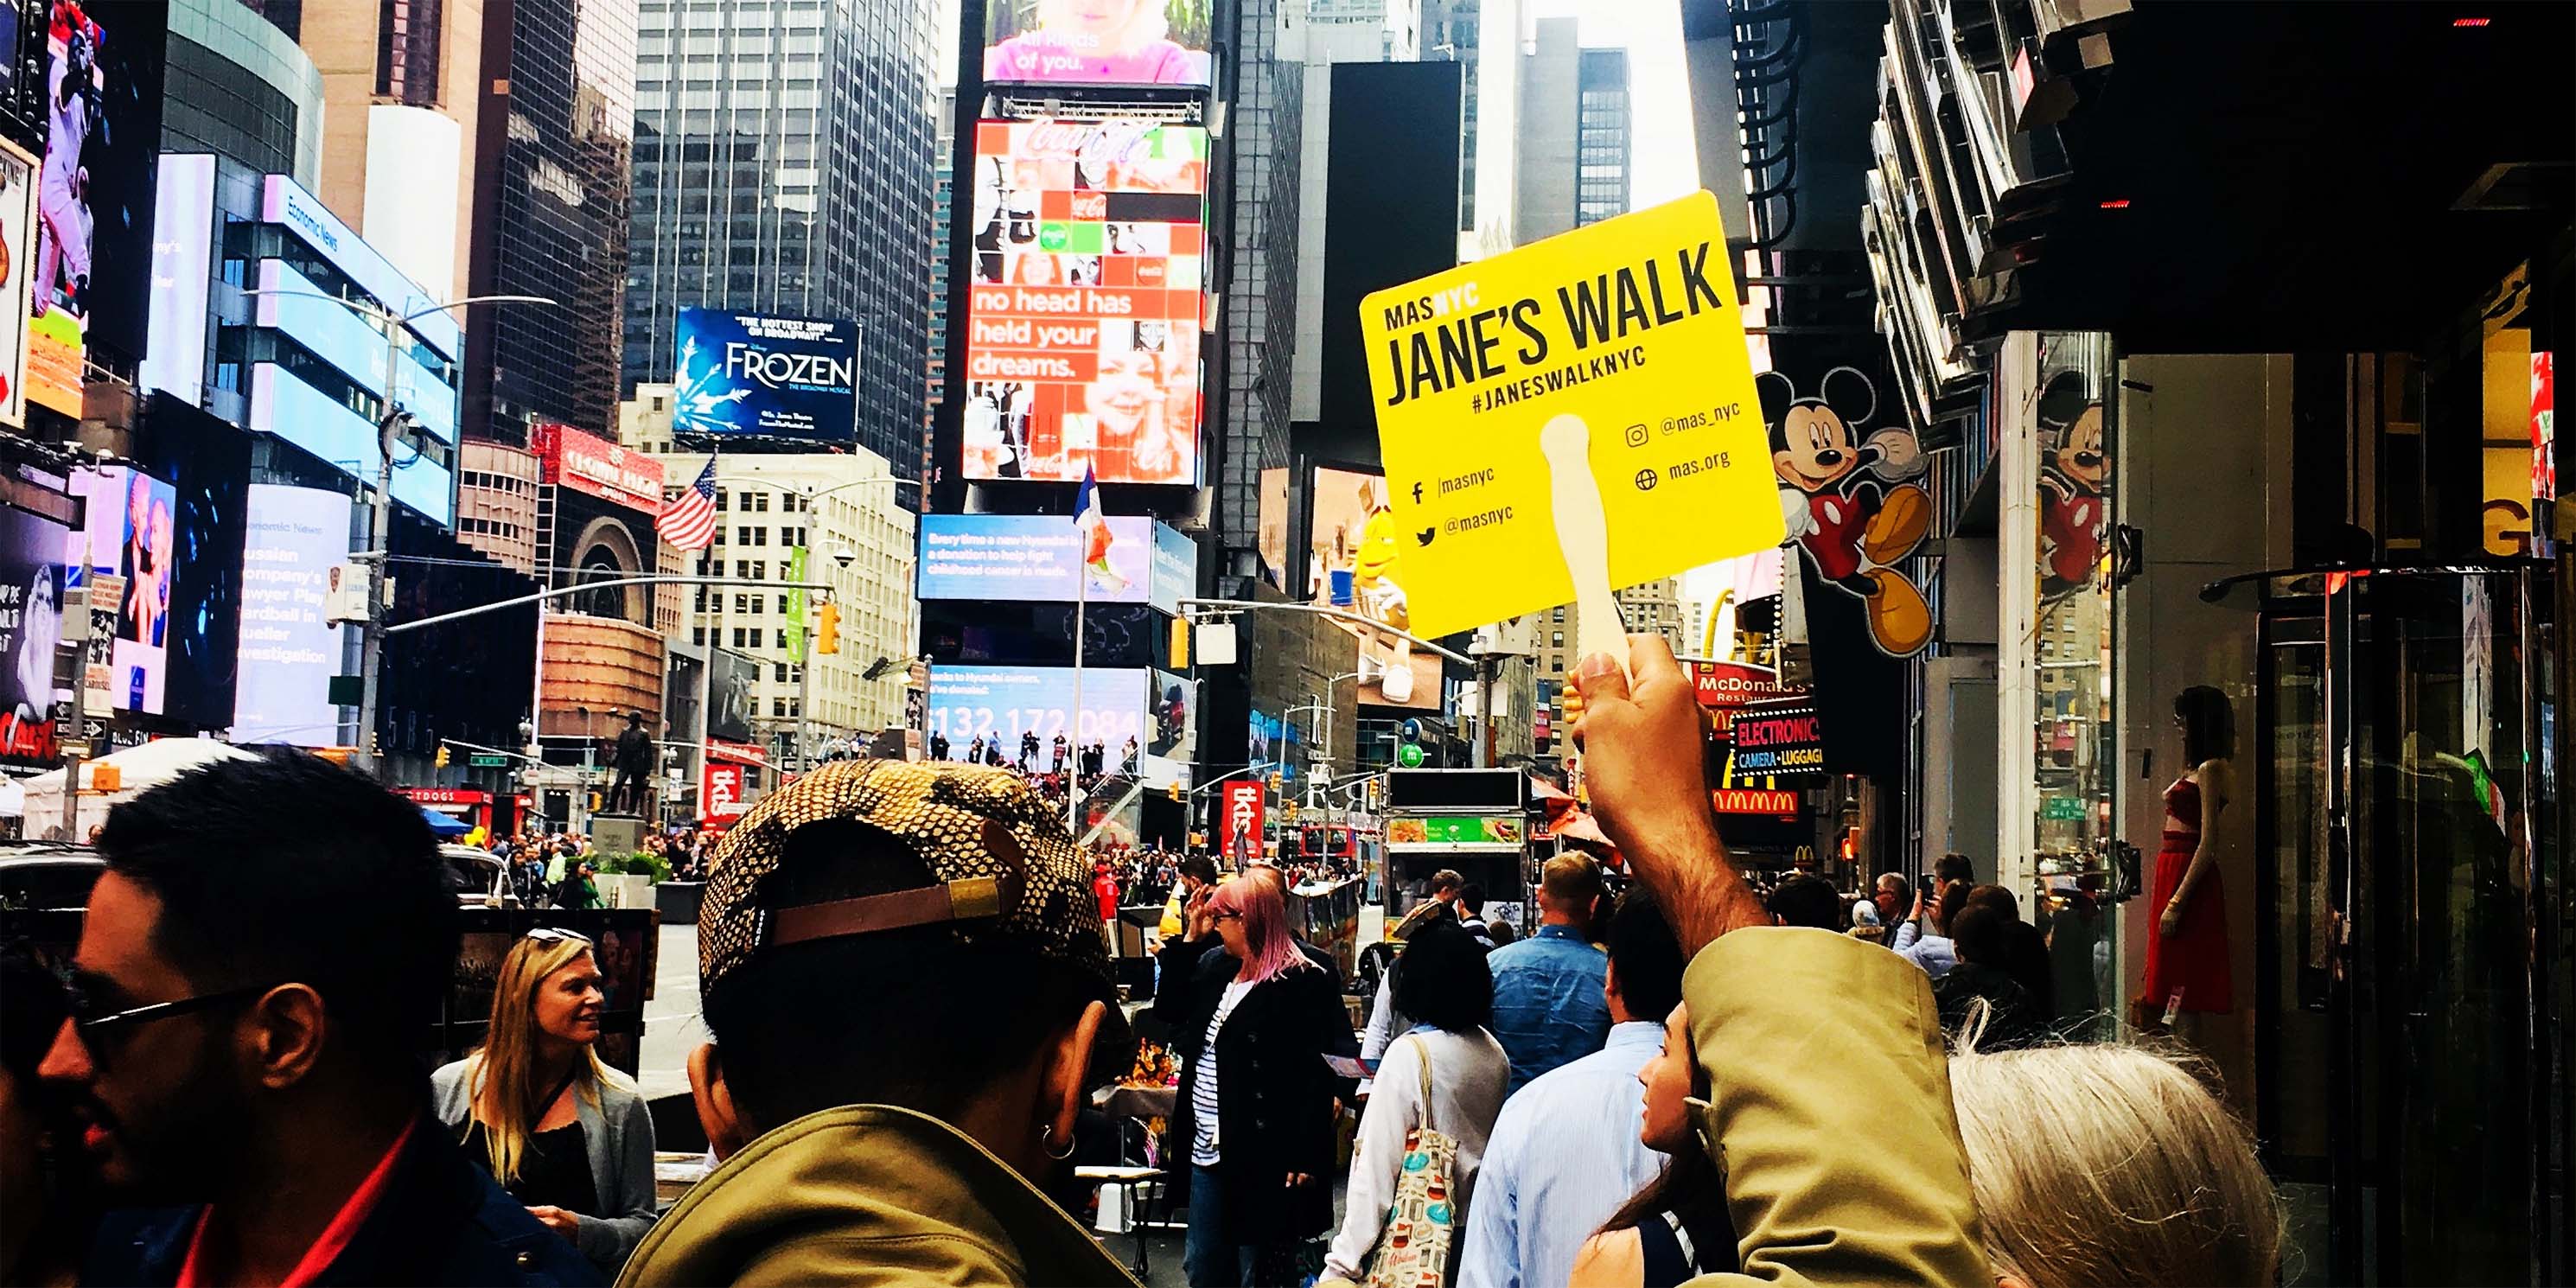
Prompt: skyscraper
<box><xmin>463</xmin><ymin>0</ymin><xmax>639</xmax><ymax>444</ymax></box>
<box><xmin>1575</xmin><ymin>45</ymin><xmax>1629</xmax><ymax>228</ymax></box>
<box><xmin>622</xmin><ymin>0</ymin><xmax>940</xmax><ymax>485</ymax></box>
<box><xmin>1215</xmin><ymin>0</ymin><xmax>1302</xmax><ymax>592</ymax></box>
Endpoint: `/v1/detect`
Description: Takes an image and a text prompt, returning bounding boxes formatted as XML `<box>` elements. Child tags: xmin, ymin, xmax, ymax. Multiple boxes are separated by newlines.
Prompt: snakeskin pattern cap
<box><xmin>698</xmin><ymin>758</ymin><xmax>1112</xmax><ymax>996</ymax></box>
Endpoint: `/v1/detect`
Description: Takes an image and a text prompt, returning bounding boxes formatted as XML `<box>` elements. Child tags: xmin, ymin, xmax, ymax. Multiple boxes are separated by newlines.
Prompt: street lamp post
<box><xmin>244</xmin><ymin>288</ymin><xmax>558</xmax><ymax>779</ymax></box>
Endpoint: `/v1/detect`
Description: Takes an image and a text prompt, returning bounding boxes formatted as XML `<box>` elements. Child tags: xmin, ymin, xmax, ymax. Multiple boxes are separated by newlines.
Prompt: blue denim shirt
<box><xmin>1485</xmin><ymin>923</ymin><xmax>1610</xmax><ymax>1093</ymax></box>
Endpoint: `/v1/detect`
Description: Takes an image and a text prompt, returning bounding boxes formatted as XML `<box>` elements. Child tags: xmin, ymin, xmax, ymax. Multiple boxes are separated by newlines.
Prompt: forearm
<box><xmin>2172</xmin><ymin>839</ymin><xmax>2219</xmax><ymax>905</ymax></box>
<box><xmin>1631</xmin><ymin>819</ymin><xmax>1769</xmax><ymax>960</ymax></box>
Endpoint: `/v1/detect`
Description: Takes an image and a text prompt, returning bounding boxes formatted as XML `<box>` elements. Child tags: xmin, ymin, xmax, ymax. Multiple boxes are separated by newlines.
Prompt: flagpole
<box><xmin>694</xmin><ymin>453</ymin><xmax>720</xmax><ymax>827</ymax></box>
<box><xmin>1068</xmin><ymin>533</ymin><xmax>1086</xmax><ymax>837</ymax></box>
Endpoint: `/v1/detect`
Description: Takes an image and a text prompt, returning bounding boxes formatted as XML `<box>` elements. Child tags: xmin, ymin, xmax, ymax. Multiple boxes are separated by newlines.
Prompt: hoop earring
<box><xmin>1042</xmin><ymin>1123</ymin><xmax>1077</xmax><ymax>1161</ymax></box>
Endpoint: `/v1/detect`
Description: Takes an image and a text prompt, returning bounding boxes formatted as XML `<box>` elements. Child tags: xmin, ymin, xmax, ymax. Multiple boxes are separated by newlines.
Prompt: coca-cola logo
<box><xmin>1013</xmin><ymin>119</ymin><xmax>1155</xmax><ymax>164</ymax></box>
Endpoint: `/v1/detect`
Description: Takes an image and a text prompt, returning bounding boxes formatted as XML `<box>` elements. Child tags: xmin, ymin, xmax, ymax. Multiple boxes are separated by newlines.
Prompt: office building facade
<box><xmin>622</xmin><ymin>0</ymin><xmax>939</xmax><ymax>484</ymax></box>
<box><xmin>463</xmin><ymin>0</ymin><xmax>639</xmax><ymax>445</ymax></box>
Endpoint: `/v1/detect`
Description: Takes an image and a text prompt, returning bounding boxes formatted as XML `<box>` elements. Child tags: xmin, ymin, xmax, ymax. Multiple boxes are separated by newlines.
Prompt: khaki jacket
<box><xmin>616</xmin><ymin>1105</ymin><xmax>1139</xmax><ymax>1288</ymax></box>
<box><xmin>1682</xmin><ymin>927</ymin><xmax>1991</xmax><ymax>1286</ymax></box>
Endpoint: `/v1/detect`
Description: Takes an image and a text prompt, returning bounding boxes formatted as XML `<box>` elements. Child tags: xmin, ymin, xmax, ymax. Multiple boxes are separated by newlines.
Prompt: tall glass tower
<box><xmin>622</xmin><ymin>0</ymin><xmax>939</xmax><ymax>485</ymax></box>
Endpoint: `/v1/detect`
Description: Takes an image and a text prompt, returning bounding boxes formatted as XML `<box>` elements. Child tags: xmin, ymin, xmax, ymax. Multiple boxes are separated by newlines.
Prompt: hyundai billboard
<box><xmin>963</xmin><ymin>118</ymin><xmax>1205</xmax><ymax>485</ymax></box>
<box><xmin>671</xmin><ymin>309</ymin><xmax>859</xmax><ymax>441</ymax></box>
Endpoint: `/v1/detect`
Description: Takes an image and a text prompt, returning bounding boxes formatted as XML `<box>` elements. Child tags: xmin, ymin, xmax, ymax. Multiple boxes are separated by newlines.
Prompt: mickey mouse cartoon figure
<box><xmin>1764</xmin><ymin>367</ymin><xmax>1935</xmax><ymax>655</ymax></box>
<box><xmin>2037</xmin><ymin>370</ymin><xmax>2107</xmax><ymax>605</ymax></box>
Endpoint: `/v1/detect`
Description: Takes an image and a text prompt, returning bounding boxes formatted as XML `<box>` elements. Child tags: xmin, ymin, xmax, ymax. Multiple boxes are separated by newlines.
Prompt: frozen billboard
<box><xmin>671</xmin><ymin>309</ymin><xmax>859</xmax><ymax>441</ymax></box>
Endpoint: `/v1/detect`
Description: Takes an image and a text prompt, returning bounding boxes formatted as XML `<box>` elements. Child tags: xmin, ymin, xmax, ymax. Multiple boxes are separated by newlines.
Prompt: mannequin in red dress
<box><xmin>2141</xmin><ymin>685</ymin><xmax>2236</xmax><ymax>1031</ymax></box>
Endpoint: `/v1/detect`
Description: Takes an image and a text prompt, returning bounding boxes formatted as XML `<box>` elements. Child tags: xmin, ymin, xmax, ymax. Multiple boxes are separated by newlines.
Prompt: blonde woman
<box><xmin>1948</xmin><ymin>1035</ymin><xmax>2281</xmax><ymax>1285</ymax></box>
<box><xmin>432</xmin><ymin>928</ymin><xmax>658</xmax><ymax>1275</ymax></box>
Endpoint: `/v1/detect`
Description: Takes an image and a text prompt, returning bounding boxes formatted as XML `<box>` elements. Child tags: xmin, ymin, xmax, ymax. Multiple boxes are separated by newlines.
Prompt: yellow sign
<box><xmin>1361</xmin><ymin>192</ymin><xmax>1782</xmax><ymax>641</ymax></box>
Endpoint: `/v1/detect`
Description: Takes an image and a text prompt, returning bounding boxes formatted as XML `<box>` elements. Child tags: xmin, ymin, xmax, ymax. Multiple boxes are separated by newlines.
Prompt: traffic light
<box><xmin>1167</xmin><ymin>782</ymin><xmax>1183</xmax><ymax>802</ymax></box>
<box><xmin>816</xmin><ymin>602</ymin><xmax>841</xmax><ymax>654</ymax></box>
<box><xmin>435</xmin><ymin>744</ymin><xmax>450</xmax><ymax>769</ymax></box>
<box><xmin>1267</xmin><ymin>771</ymin><xmax>1283</xmax><ymax>794</ymax></box>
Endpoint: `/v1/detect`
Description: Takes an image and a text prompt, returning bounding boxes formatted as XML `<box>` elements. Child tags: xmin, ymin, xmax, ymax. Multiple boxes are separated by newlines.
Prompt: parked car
<box><xmin>441</xmin><ymin>845</ymin><xmax>516</xmax><ymax>909</ymax></box>
<box><xmin>0</xmin><ymin>844</ymin><xmax>104</xmax><ymax>912</ymax></box>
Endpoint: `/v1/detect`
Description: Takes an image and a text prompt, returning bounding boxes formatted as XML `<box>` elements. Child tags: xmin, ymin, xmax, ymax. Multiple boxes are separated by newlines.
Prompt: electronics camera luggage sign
<box><xmin>1361</xmin><ymin>192</ymin><xmax>1782</xmax><ymax>643</ymax></box>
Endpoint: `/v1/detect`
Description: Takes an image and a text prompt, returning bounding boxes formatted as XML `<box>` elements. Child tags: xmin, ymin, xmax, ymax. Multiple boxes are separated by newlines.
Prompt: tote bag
<box><xmin>1361</xmin><ymin>1035</ymin><xmax>1462</xmax><ymax>1288</ymax></box>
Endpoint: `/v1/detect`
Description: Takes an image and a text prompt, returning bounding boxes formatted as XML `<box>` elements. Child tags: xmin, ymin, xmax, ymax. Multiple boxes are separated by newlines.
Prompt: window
<box><xmin>774</xmin><ymin>663</ymin><xmax>790</xmax><ymax>682</ymax></box>
<box><xmin>752</xmin><ymin>526</ymin><xmax>768</xmax><ymax>546</ymax></box>
<box><xmin>692</xmin><ymin>627</ymin><xmax>706</xmax><ymax>645</ymax></box>
<box><xmin>715</xmin><ymin>489</ymin><xmax>730</xmax><ymax>510</ymax></box>
<box><xmin>736</xmin><ymin>525</ymin><xmax>755</xmax><ymax>545</ymax></box>
<box><xmin>776</xmin><ymin>630</ymin><xmax>790</xmax><ymax>650</ymax></box>
<box><xmin>734</xmin><ymin>560</ymin><xmax>751</xmax><ymax>579</ymax></box>
<box><xmin>1553</xmin><ymin>606</ymin><xmax>1565</xmax><ymax>623</ymax></box>
<box><xmin>1552</xmin><ymin>658</ymin><xmax>1565</xmax><ymax>673</ymax></box>
<box><xmin>733</xmin><ymin>628</ymin><xmax>752</xmax><ymax>647</ymax></box>
<box><xmin>1551</xmin><ymin>630</ymin><xmax>1565</xmax><ymax>647</ymax></box>
<box><xmin>734</xmin><ymin>593</ymin><xmax>754</xmax><ymax>615</ymax></box>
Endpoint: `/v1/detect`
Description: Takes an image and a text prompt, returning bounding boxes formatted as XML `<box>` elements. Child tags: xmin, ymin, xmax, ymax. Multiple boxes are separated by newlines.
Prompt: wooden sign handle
<box><xmin>1538</xmin><ymin>413</ymin><xmax>1629</xmax><ymax>680</ymax></box>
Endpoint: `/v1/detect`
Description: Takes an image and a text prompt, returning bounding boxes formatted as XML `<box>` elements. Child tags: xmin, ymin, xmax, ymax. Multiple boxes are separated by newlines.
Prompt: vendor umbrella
<box><xmin>418</xmin><ymin>806</ymin><xmax>471</xmax><ymax>838</ymax></box>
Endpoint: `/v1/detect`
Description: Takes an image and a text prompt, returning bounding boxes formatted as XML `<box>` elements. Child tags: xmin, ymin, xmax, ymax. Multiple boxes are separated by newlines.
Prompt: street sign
<box><xmin>469</xmin><ymin>754</ymin><xmax>509</xmax><ymax>768</ymax></box>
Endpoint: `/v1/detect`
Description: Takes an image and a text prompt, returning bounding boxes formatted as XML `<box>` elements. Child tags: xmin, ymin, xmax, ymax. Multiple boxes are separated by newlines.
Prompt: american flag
<box><xmin>659</xmin><ymin>457</ymin><xmax>720</xmax><ymax>551</ymax></box>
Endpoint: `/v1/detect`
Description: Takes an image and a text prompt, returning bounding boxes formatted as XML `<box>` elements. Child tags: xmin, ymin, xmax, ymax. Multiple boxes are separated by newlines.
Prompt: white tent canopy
<box><xmin>13</xmin><ymin>739</ymin><xmax>258</xmax><ymax>839</ymax></box>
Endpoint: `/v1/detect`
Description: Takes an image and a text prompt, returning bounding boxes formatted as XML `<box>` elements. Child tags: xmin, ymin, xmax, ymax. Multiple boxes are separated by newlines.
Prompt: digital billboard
<box><xmin>983</xmin><ymin>0</ymin><xmax>1213</xmax><ymax>87</ymax></box>
<box><xmin>671</xmin><ymin>309</ymin><xmax>858</xmax><ymax>441</ymax></box>
<box><xmin>65</xmin><ymin>466</ymin><xmax>175</xmax><ymax>714</ymax></box>
<box><xmin>136</xmin><ymin>395</ymin><xmax>251</xmax><ymax>732</ymax></box>
<box><xmin>707</xmin><ymin>647</ymin><xmax>759</xmax><ymax>744</ymax></box>
<box><xmin>963</xmin><ymin>118</ymin><xmax>1205</xmax><ymax>485</ymax></box>
<box><xmin>918</xmin><ymin>513</ymin><xmax>1151</xmax><ymax>603</ymax></box>
<box><xmin>927</xmin><ymin>665</ymin><xmax>1148</xmax><ymax>749</ymax></box>
<box><xmin>0</xmin><ymin>137</ymin><xmax>35</xmax><ymax>428</ymax></box>
<box><xmin>1141</xmin><ymin>666</ymin><xmax>1193</xmax><ymax>789</ymax></box>
<box><xmin>233</xmin><ymin>484</ymin><xmax>351</xmax><ymax>747</ymax></box>
<box><xmin>1150</xmin><ymin>521</ymin><xmax>1194</xmax><ymax>615</ymax></box>
<box><xmin>0</xmin><ymin>502</ymin><xmax>67</xmax><ymax>768</ymax></box>
<box><xmin>139</xmin><ymin>152</ymin><xmax>215</xmax><ymax>406</ymax></box>
<box><xmin>1307</xmin><ymin>467</ymin><xmax>1439</xmax><ymax>709</ymax></box>
<box><xmin>29</xmin><ymin>0</ymin><xmax>167</xmax><ymax>416</ymax></box>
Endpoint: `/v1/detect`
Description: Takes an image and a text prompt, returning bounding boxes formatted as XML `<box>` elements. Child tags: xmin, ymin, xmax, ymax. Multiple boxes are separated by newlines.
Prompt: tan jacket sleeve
<box><xmin>1680</xmin><ymin>927</ymin><xmax>1990</xmax><ymax>1287</ymax></box>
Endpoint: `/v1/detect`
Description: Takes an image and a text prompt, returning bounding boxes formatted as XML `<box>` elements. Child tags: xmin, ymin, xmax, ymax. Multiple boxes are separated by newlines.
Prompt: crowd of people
<box><xmin>0</xmin><ymin>638</ymin><xmax>2281</xmax><ymax>1288</ymax></box>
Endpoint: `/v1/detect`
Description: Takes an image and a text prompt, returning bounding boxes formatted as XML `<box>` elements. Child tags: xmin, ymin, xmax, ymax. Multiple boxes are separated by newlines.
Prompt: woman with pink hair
<box><xmin>1157</xmin><ymin>874</ymin><xmax>1355</xmax><ymax>1285</ymax></box>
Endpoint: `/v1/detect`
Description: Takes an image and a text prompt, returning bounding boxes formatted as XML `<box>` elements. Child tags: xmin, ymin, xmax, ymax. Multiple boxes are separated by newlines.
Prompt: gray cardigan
<box><xmin>430</xmin><ymin>1056</ymin><xmax>659</xmax><ymax>1273</ymax></box>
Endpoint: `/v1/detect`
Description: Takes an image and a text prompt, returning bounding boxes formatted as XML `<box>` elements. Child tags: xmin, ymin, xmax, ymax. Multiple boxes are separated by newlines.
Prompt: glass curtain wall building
<box><xmin>1574</xmin><ymin>46</ymin><xmax>1627</xmax><ymax>228</ymax></box>
<box><xmin>464</xmin><ymin>0</ymin><xmax>639</xmax><ymax>444</ymax></box>
<box><xmin>623</xmin><ymin>0</ymin><xmax>940</xmax><ymax>485</ymax></box>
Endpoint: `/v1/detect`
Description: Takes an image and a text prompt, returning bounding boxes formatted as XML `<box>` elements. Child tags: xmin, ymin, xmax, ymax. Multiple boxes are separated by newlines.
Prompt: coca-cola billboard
<box><xmin>531</xmin><ymin>422</ymin><xmax>665</xmax><ymax>517</ymax></box>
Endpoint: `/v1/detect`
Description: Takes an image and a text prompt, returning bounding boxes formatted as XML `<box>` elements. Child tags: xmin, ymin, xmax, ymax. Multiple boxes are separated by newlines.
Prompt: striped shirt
<box><xmin>1189</xmin><ymin>980</ymin><xmax>1254</xmax><ymax>1166</ymax></box>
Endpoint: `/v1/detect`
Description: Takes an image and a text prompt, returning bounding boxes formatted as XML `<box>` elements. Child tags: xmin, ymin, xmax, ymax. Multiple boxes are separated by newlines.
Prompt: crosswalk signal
<box><xmin>816</xmin><ymin>602</ymin><xmax>842</xmax><ymax>654</ymax></box>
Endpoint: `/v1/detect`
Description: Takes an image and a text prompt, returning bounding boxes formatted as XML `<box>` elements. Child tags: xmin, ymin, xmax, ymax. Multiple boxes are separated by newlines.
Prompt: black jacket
<box><xmin>81</xmin><ymin>1113</ymin><xmax>604</xmax><ymax>1287</ymax></box>
<box><xmin>1934</xmin><ymin>961</ymin><xmax>2047</xmax><ymax>1051</ymax></box>
<box><xmin>1154</xmin><ymin>937</ymin><xmax>1355</xmax><ymax>1245</ymax></box>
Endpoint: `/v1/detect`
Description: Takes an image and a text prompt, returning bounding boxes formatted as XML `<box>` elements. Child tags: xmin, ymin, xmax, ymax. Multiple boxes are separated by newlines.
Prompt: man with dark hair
<box><xmin>1933</xmin><ymin>904</ymin><xmax>2044</xmax><ymax>1050</ymax></box>
<box><xmin>1388</xmin><ymin>869</ymin><xmax>1464</xmax><ymax>941</ymax></box>
<box><xmin>1456</xmin><ymin>882</ymin><xmax>1495</xmax><ymax>948</ymax></box>
<box><xmin>1964</xmin><ymin>883</ymin><xmax>2056</xmax><ymax>1019</ymax></box>
<box><xmin>1485</xmin><ymin>853</ymin><xmax>1611</xmax><ymax>1092</ymax></box>
<box><xmin>1766</xmin><ymin>873</ymin><xmax>1844</xmax><ymax>930</ymax></box>
<box><xmin>42</xmin><ymin>752</ymin><xmax>597</xmax><ymax>1286</ymax></box>
<box><xmin>1894</xmin><ymin>852</ymin><xmax>1975</xmax><ymax>954</ymax></box>
<box><xmin>622</xmin><ymin>760</ymin><xmax>1135</xmax><ymax>1286</ymax></box>
<box><xmin>1460</xmin><ymin>888</ymin><xmax>1688</xmax><ymax>1288</ymax></box>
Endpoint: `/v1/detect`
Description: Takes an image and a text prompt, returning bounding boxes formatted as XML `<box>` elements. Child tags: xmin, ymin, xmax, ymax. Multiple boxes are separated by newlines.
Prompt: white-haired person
<box><xmin>1948</xmin><ymin>1024</ymin><xmax>2280</xmax><ymax>1285</ymax></box>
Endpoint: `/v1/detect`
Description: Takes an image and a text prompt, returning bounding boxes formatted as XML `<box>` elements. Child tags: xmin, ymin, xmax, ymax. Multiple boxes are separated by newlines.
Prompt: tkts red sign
<box><xmin>531</xmin><ymin>422</ymin><xmax>666</xmax><ymax>517</ymax></box>
<box><xmin>1222</xmin><ymin>780</ymin><xmax>1265</xmax><ymax>861</ymax></box>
